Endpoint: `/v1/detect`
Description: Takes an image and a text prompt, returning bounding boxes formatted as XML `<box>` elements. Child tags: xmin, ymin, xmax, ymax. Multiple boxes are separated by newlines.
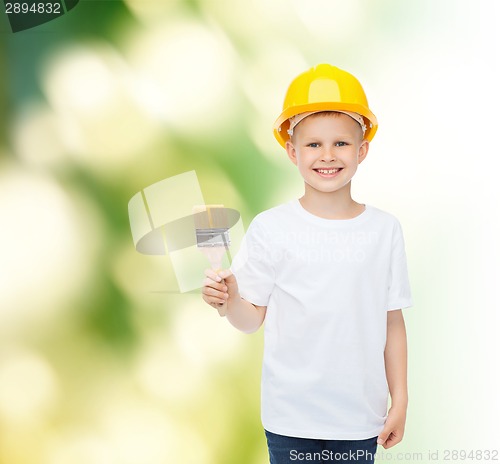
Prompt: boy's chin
<box><xmin>303</xmin><ymin>179</ymin><xmax>352</xmax><ymax>193</ymax></box>
<box><xmin>304</xmin><ymin>183</ymin><xmax>346</xmax><ymax>194</ymax></box>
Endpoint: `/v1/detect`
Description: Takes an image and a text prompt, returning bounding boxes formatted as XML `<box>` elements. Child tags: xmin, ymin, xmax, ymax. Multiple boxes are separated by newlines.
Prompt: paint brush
<box><xmin>193</xmin><ymin>204</ymin><xmax>232</xmax><ymax>317</ymax></box>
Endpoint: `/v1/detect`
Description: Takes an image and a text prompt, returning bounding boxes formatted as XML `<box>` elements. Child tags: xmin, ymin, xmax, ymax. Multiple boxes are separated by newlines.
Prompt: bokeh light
<box><xmin>12</xmin><ymin>103</ymin><xmax>68</xmax><ymax>168</ymax></box>
<box><xmin>0</xmin><ymin>165</ymin><xmax>101</xmax><ymax>335</ymax></box>
<box><xmin>41</xmin><ymin>43</ymin><xmax>162</xmax><ymax>171</ymax></box>
<box><xmin>0</xmin><ymin>350</ymin><xmax>59</xmax><ymax>423</ymax></box>
<box><xmin>291</xmin><ymin>0</ymin><xmax>364</xmax><ymax>41</ymax></box>
<box><xmin>126</xmin><ymin>18</ymin><xmax>237</xmax><ymax>135</ymax></box>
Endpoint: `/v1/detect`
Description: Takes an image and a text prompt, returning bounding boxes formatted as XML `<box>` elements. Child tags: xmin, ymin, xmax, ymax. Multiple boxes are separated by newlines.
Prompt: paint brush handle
<box><xmin>198</xmin><ymin>246</ymin><xmax>228</xmax><ymax>317</ymax></box>
<box><xmin>212</xmin><ymin>267</ymin><xmax>227</xmax><ymax>317</ymax></box>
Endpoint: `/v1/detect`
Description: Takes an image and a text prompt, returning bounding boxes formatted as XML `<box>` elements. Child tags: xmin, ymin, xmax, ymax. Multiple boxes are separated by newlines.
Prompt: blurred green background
<box><xmin>1</xmin><ymin>1</ymin><xmax>499</xmax><ymax>463</ymax></box>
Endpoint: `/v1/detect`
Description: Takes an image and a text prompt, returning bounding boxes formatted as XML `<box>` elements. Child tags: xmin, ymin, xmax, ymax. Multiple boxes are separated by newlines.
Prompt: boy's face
<box><xmin>285</xmin><ymin>113</ymin><xmax>369</xmax><ymax>196</ymax></box>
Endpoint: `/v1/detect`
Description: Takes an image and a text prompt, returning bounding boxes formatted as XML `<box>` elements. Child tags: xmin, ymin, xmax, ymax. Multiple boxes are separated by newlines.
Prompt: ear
<box><xmin>357</xmin><ymin>140</ymin><xmax>369</xmax><ymax>164</ymax></box>
<box><xmin>285</xmin><ymin>140</ymin><xmax>298</xmax><ymax>166</ymax></box>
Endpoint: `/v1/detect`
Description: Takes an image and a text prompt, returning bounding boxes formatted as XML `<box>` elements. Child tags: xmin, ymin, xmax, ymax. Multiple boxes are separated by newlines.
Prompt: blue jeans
<box><xmin>265</xmin><ymin>429</ymin><xmax>378</xmax><ymax>464</ymax></box>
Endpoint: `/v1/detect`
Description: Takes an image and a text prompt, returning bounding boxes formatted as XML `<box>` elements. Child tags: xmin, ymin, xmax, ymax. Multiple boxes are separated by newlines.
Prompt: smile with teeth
<box><xmin>315</xmin><ymin>168</ymin><xmax>341</xmax><ymax>174</ymax></box>
<box><xmin>313</xmin><ymin>167</ymin><xmax>344</xmax><ymax>177</ymax></box>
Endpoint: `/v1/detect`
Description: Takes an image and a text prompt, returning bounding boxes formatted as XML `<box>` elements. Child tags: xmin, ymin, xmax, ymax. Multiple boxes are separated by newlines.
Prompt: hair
<box><xmin>290</xmin><ymin>111</ymin><xmax>364</xmax><ymax>144</ymax></box>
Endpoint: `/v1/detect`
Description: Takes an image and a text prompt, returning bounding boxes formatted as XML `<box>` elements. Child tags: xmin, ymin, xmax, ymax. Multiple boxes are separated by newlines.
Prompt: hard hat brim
<box><xmin>273</xmin><ymin>103</ymin><xmax>378</xmax><ymax>148</ymax></box>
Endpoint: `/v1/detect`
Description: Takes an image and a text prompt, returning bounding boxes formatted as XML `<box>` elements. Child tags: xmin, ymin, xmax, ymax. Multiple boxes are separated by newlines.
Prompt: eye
<box><xmin>335</xmin><ymin>141</ymin><xmax>349</xmax><ymax>147</ymax></box>
<box><xmin>307</xmin><ymin>142</ymin><xmax>320</xmax><ymax>148</ymax></box>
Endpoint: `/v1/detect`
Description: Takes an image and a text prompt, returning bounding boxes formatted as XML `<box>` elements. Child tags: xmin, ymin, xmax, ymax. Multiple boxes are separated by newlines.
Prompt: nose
<box><xmin>321</xmin><ymin>147</ymin><xmax>336</xmax><ymax>162</ymax></box>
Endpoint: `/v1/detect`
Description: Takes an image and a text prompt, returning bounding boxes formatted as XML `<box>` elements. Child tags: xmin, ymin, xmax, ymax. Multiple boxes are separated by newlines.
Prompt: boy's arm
<box><xmin>377</xmin><ymin>309</ymin><xmax>408</xmax><ymax>449</ymax></box>
<box><xmin>226</xmin><ymin>296</ymin><xmax>267</xmax><ymax>334</ymax></box>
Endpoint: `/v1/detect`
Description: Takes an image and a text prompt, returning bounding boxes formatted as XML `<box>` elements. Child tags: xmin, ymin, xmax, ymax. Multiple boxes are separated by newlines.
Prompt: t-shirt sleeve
<box><xmin>229</xmin><ymin>216</ymin><xmax>275</xmax><ymax>307</ymax></box>
<box><xmin>387</xmin><ymin>220</ymin><xmax>413</xmax><ymax>311</ymax></box>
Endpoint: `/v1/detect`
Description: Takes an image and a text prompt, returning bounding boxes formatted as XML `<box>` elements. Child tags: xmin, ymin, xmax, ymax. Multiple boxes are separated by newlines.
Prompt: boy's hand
<box><xmin>377</xmin><ymin>406</ymin><xmax>406</xmax><ymax>449</ymax></box>
<box><xmin>202</xmin><ymin>269</ymin><xmax>240</xmax><ymax>314</ymax></box>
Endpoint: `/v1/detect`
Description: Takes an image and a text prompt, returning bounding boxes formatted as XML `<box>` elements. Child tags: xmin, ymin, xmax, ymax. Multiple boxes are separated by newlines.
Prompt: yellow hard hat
<box><xmin>273</xmin><ymin>64</ymin><xmax>378</xmax><ymax>148</ymax></box>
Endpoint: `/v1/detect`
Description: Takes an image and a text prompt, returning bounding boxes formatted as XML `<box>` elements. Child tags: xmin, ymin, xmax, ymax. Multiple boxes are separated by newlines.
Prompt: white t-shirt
<box><xmin>229</xmin><ymin>199</ymin><xmax>413</xmax><ymax>440</ymax></box>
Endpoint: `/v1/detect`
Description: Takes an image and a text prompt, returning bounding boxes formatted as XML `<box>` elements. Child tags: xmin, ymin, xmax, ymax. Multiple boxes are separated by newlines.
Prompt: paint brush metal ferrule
<box><xmin>195</xmin><ymin>228</ymin><xmax>231</xmax><ymax>247</ymax></box>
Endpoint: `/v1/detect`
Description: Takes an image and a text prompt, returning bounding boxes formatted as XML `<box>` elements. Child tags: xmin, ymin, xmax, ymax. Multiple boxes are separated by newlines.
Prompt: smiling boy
<box><xmin>202</xmin><ymin>64</ymin><xmax>413</xmax><ymax>464</ymax></box>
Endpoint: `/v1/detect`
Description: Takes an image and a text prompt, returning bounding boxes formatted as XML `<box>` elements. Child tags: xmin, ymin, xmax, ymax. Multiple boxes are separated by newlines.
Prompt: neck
<box><xmin>300</xmin><ymin>182</ymin><xmax>363</xmax><ymax>220</ymax></box>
